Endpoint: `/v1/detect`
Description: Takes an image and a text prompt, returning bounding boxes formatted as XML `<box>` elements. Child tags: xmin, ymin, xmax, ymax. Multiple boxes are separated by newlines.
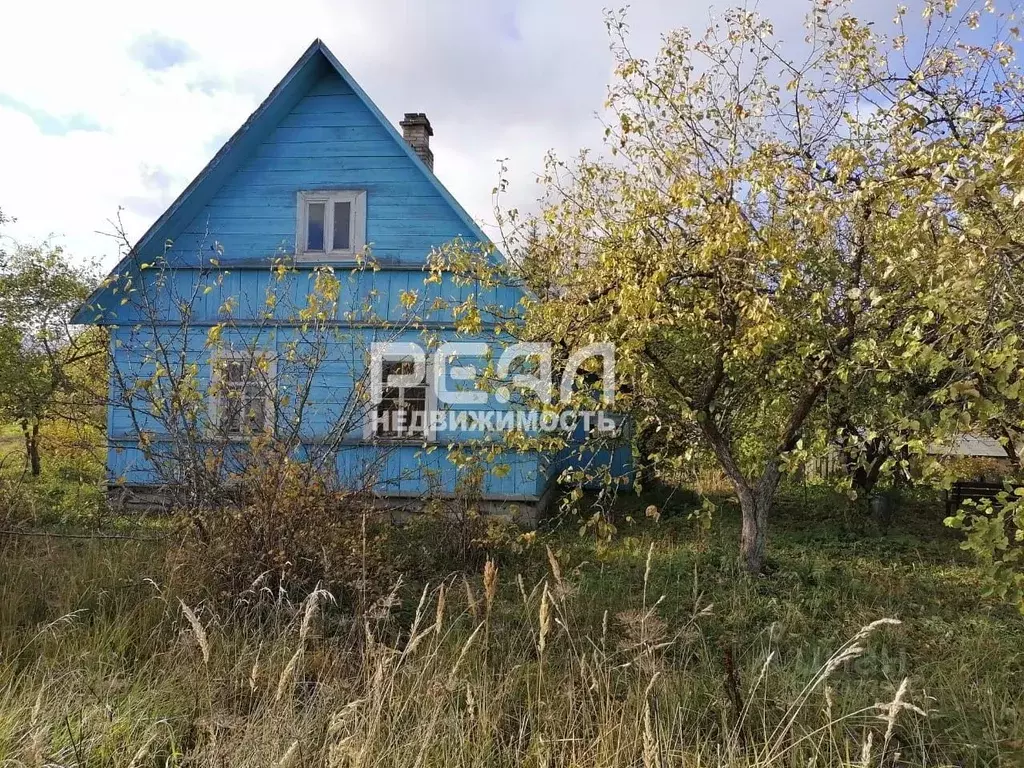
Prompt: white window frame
<box><xmin>295</xmin><ymin>190</ymin><xmax>367</xmax><ymax>261</ymax></box>
<box><xmin>208</xmin><ymin>351</ymin><xmax>277</xmax><ymax>440</ymax></box>
<box><xmin>364</xmin><ymin>356</ymin><xmax>437</xmax><ymax>443</ymax></box>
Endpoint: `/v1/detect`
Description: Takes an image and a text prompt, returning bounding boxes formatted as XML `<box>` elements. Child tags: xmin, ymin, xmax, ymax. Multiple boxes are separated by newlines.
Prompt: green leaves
<box><xmin>946</xmin><ymin>492</ymin><xmax>1024</xmax><ymax>612</ymax></box>
<box><xmin>508</xmin><ymin>0</ymin><xmax>1024</xmax><ymax>574</ymax></box>
<box><xmin>0</xmin><ymin>242</ymin><xmax>104</xmax><ymax>472</ymax></box>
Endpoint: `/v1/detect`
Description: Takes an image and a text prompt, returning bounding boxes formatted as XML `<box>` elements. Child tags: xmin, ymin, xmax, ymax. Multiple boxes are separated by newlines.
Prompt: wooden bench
<box><xmin>945</xmin><ymin>481</ymin><xmax>1006</xmax><ymax>515</ymax></box>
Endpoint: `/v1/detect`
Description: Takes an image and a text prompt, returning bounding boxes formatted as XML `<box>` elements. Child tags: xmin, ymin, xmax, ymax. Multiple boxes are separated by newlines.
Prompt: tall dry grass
<box><xmin>0</xmin><ymin>534</ymin><xmax>1015</xmax><ymax>767</ymax></box>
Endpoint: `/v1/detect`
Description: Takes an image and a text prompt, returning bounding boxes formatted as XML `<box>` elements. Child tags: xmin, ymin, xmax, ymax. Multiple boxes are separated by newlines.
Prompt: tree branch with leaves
<box><xmin>516</xmin><ymin>0</ymin><xmax>1024</xmax><ymax>572</ymax></box>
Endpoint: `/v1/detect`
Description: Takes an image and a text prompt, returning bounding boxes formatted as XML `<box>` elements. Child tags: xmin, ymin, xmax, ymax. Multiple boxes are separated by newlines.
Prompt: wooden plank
<box><xmin>266</xmin><ymin>126</ymin><xmax>397</xmax><ymax>144</ymax></box>
<box><xmin>278</xmin><ymin>110</ymin><xmax>382</xmax><ymax>129</ymax></box>
<box><xmin>227</xmin><ymin>168</ymin><xmax>434</xmax><ymax>185</ymax></box>
<box><xmin>240</xmin><ymin>155</ymin><xmax>415</xmax><ymax>173</ymax></box>
<box><xmin>287</xmin><ymin>93</ymin><xmax>369</xmax><ymax>114</ymax></box>
<box><xmin>168</xmin><ymin>235</ymin><xmax>457</xmax><ymax>259</ymax></box>
<box><xmin>194</xmin><ymin>201</ymin><xmax>461</xmax><ymax>222</ymax></box>
<box><xmin>208</xmin><ymin>181</ymin><xmax>446</xmax><ymax>200</ymax></box>
<box><xmin>254</xmin><ymin>139</ymin><xmax>405</xmax><ymax>158</ymax></box>
<box><xmin>306</xmin><ymin>73</ymin><xmax>354</xmax><ymax>97</ymax></box>
<box><xmin>180</xmin><ymin>216</ymin><xmax>463</xmax><ymax>238</ymax></box>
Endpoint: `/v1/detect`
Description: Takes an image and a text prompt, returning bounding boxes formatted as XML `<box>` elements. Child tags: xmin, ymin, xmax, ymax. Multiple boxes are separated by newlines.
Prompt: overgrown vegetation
<box><xmin>0</xmin><ymin>421</ymin><xmax>105</xmax><ymax>529</ymax></box>
<box><xmin>0</xmin><ymin>495</ymin><xmax>1020</xmax><ymax>767</ymax></box>
<box><xmin>171</xmin><ymin>449</ymin><xmax>402</xmax><ymax>607</ymax></box>
<box><xmin>2</xmin><ymin>2</ymin><xmax>1024</xmax><ymax>765</ymax></box>
<box><xmin>488</xmin><ymin>0</ymin><xmax>1024</xmax><ymax>576</ymax></box>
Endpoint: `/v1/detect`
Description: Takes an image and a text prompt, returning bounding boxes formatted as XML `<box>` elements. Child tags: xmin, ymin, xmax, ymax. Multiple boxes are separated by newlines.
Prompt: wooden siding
<box><xmin>108</xmin><ymin>321</ymin><xmax>543</xmax><ymax>499</ymax></box>
<box><xmin>98</xmin><ymin>51</ymin><xmax>560</xmax><ymax>504</ymax></box>
<box><xmin>164</xmin><ymin>70</ymin><xmax>471</xmax><ymax>267</ymax></box>
<box><xmin>108</xmin><ymin>441</ymin><xmax>540</xmax><ymax>500</ymax></box>
<box><xmin>106</xmin><ymin>266</ymin><xmax>520</xmax><ymax>328</ymax></box>
<box><xmin>110</xmin><ymin>326</ymin><xmax>525</xmax><ymax>439</ymax></box>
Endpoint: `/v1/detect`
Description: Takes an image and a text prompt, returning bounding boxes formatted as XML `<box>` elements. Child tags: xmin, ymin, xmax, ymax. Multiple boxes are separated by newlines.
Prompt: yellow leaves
<box><xmin>453</xmin><ymin>301</ymin><xmax>483</xmax><ymax>336</ymax></box>
<box><xmin>312</xmin><ymin>267</ymin><xmax>340</xmax><ymax>302</ymax></box>
<box><xmin>399</xmin><ymin>290</ymin><xmax>419</xmax><ymax>309</ymax></box>
<box><xmin>950</xmin><ymin>381</ymin><xmax>982</xmax><ymax>401</ymax></box>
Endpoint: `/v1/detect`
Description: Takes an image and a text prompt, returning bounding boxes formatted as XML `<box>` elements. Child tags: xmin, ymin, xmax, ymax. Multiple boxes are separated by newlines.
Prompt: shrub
<box><xmin>0</xmin><ymin>469</ymin><xmax>30</xmax><ymax>534</ymax></box>
<box><xmin>392</xmin><ymin>507</ymin><xmax>534</xmax><ymax>578</ymax></box>
<box><xmin>0</xmin><ymin>449</ymin><xmax>104</xmax><ymax>530</ymax></box>
<box><xmin>173</xmin><ymin>449</ymin><xmax>401</xmax><ymax>608</ymax></box>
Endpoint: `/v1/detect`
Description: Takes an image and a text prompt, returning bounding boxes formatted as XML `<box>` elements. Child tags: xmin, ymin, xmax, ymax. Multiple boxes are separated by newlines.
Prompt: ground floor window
<box><xmin>374</xmin><ymin>358</ymin><xmax>430</xmax><ymax>438</ymax></box>
<box><xmin>210</xmin><ymin>353</ymin><xmax>275</xmax><ymax>437</ymax></box>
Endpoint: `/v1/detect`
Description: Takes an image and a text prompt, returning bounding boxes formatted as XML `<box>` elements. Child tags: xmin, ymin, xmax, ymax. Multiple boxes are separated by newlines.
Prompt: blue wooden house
<box><xmin>73</xmin><ymin>39</ymin><xmax>588</xmax><ymax>516</ymax></box>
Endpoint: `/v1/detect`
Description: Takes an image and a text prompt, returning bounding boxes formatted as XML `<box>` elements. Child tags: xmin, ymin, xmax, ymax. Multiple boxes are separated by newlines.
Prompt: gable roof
<box><xmin>74</xmin><ymin>38</ymin><xmax>491</xmax><ymax>323</ymax></box>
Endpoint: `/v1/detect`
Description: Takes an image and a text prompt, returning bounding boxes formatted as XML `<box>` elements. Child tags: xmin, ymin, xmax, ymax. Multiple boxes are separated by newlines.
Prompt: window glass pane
<box><xmin>226</xmin><ymin>361</ymin><xmax>244</xmax><ymax>383</ymax></box>
<box><xmin>245</xmin><ymin>388</ymin><xmax>266</xmax><ymax>432</ymax></box>
<box><xmin>333</xmin><ymin>201</ymin><xmax>351</xmax><ymax>250</ymax></box>
<box><xmin>221</xmin><ymin>391</ymin><xmax>242</xmax><ymax>434</ymax></box>
<box><xmin>405</xmin><ymin>386</ymin><xmax>426</xmax><ymax>408</ymax></box>
<box><xmin>376</xmin><ymin>360</ymin><xmax>427</xmax><ymax>437</ymax></box>
<box><xmin>216</xmin><ymin>359</ymin><xmax>271</xmax><ymax>435</ymax></box>
<box><xmin>306</xmin><ymin>202</ymin><xmax>325</xmax><ymax>251</ymax></box>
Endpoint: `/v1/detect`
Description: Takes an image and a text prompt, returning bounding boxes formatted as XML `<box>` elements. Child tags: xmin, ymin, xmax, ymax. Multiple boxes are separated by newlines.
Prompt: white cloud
<box><xmin>0</xmin><ymin>0</ymin><xmax>900</xmax><ymax>268</ymax></box>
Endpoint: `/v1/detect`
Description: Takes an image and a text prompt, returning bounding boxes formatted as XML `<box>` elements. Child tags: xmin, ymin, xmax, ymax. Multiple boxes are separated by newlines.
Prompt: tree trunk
<box><xmin>737</xmin><ymin>489</ymin><xmax>770</xmax><ymax>574</ymax></box>
<box><xmin>733</xmin><ymin>468</ymin><xmax>782</xmax><ymax>574</ymax></box>
<box><xmin>21</xmin><ymin>420</ymin><xmax>41</xmax><ymax>477</ymax></box>
<box><xmin>699</xmin><ymin>415</ymin><xmax>777</xmax><ymax>574</ymax></box>
<box><xmin>842</xmin><ymin>431</ymin><xmax>888</xmax><ymax>499</ymax></box>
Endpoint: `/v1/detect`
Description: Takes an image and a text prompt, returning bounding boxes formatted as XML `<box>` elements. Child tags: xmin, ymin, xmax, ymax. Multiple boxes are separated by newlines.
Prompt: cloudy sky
<box><xmin>0</xmin><ymin>0</ymin><xmax>900</xmax><ymax>269</ymax></box>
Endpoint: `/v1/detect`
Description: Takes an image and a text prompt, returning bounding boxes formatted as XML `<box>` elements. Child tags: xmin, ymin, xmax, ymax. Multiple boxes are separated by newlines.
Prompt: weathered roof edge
<box><xmin>74</xmin><ymin>38</ymin><xmax>492</xmax><ymax>323</ymax></box>
<box><xmin>313</xmin><ymin>41</ymin><xmax>490</xmax><ymax>245</ymax></box>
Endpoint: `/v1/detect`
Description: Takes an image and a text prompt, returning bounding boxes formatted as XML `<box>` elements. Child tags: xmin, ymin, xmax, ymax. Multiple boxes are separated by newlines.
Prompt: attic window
<box><xmin>297</xmin><ymin>191</ymin><xmax>366</xmax><ymax>259</ymax></box>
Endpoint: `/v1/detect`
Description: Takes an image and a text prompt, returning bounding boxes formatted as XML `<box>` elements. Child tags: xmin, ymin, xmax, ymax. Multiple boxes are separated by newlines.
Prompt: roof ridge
<box><xmin>74</xmin><ymin>38</ymin><xmax>493</xmax><ymax>323</ymax></box>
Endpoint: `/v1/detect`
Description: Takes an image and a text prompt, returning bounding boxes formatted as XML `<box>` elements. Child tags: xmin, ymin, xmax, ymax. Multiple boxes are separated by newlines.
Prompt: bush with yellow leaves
<box><xmin>173</xmin><ymin>446</ymin><xmax>400</xmax><ymax>608</ymax></box>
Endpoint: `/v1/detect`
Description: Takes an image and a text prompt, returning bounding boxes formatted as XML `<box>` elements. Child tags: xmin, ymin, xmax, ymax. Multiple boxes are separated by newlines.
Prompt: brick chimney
<box><xmin>400</xmin><ymin>113</ymin><xmax>434</xmax><ymax>171</ymax></box>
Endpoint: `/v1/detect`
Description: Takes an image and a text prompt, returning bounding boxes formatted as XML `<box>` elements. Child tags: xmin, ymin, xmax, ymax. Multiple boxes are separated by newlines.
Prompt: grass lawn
<box><xmin>0</xmin><ymin>422</ymin><xmax>23</xmax><ymax>464</ymax></box>
<box><xmin>0</xmin><ymin>486</ymin><xmax>1021</xmax><ymax>766</ymax></box>
<box><xmin>0</xmin><ymin>420</ymin><xmax>106</xmax><ymax>528</ymax></box>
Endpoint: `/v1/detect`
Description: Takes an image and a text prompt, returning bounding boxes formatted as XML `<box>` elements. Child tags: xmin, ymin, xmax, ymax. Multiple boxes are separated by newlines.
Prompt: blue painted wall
<box><xmin>172</xmin><ymin>73</ymin><xmax>471</xmax><ymax>266</ymax></box>
<box><xmin>96</xmin><ymin>55</ymin><xmax>547</xmax><ymax>504</ymax></box>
